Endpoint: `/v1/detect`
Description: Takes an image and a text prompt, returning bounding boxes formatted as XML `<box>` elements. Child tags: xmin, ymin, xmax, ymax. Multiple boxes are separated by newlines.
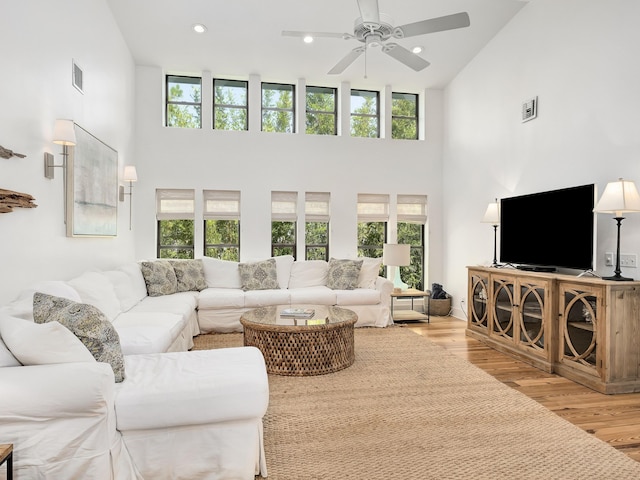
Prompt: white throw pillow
<box><xmin>357</xmin><ymin>257</ymin><xmax>382</xmax><ymax>289</ymax></box>
<box><xmin>1</xmin><ymin>280</ymin><xmax>82</xmax><ymax>321</ymax></box>
<box><xmin>0</xmin><ymin>314</ymin><xmax>95</xmax><ymax>365</ymax></box>
<box><xmin>201</xmin><ymin>257</ymin><xmax>242</xmax><ymax>289</ymax></box>
<box><xmin>68</xmin><ymin>271</ymin><xmax>122</xmax><ymax>321</ymax></box>
<box><xmin>273</xmin><ymin>255</ymin><xmax>294</xmax><ymax>289</ymax></box>
<box><xmin>119</xmin><ymin>263</ymin><xmax>149</xmax><ymax>303</ymax></box>
<box><xmin>288</xmin><ymin>261</ymin><xmax>329</xmax><ymax>289</ymax></box>
<box><xmin>0</xmin><ymin>334</ymin><xmax>20</xmax><ymax>367</ymax></box>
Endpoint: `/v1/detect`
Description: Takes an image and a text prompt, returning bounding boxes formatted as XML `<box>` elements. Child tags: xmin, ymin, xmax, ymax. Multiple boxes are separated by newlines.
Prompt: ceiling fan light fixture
<box><xmin>411</xmin><ymin>45</ymin><xmax>424</xmax><ymax>54</ymax></box>
<box><xmin>192</xmin><ymin>23</ymin><xmax>207</xmax><ymax>34</ymax></box>
<box><xmin>303</xmin><ymin>35</ymin><xmax>314</xmax><ymax>43</ymax></box>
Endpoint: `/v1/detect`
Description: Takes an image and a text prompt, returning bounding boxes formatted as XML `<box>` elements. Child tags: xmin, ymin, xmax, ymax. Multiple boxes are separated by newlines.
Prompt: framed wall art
<box><xmin>66</xmin><ymin>124</ymin><xmax>118</xmax><ymax>237</ymax></box>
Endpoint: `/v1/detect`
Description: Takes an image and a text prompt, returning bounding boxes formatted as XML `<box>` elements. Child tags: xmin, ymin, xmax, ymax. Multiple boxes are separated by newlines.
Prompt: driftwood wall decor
<box><xmin>0</xmin><ymin>145</ymin><xmax>26</xmax><ymax>159</ymax></box>
<box><xmin>0</xmin><ymin>189</ymin><xmax>38</xmax><ymax>213</ymax></box>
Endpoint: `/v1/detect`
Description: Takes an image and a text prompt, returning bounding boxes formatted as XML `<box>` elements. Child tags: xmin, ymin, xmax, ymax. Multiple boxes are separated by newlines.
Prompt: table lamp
<box><xmin>383</xmin><ymin>243</ymin><xmax>410</xmax><ymax>292</ymax></box>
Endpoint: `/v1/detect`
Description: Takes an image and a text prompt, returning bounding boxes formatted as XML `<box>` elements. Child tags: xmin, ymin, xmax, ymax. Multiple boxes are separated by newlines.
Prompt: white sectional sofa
<box><xmin>0</xmin><ymin>255</ymin><xmax>392</xmax><ymax>479</ymax></box>
<box><xmin>198</xmin><ymin>255</ymin><xmax>393</xmax><ymax>333</ymax></box>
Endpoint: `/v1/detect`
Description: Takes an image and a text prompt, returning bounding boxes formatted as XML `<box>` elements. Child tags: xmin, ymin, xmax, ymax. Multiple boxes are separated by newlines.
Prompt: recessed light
<box><xmin>192</xmin><ymin>24</ymin><xmax>207</xmax><ymax>34</ymax></box>
<box><xmin>303</xmin><ymin>35</ymin><xmax>313</xmax><ymax>43</ymax></box>
<box><xmin>411</xmin><ymin>46</ymin><xmax>424</xmax><ymax>54</ymax></box>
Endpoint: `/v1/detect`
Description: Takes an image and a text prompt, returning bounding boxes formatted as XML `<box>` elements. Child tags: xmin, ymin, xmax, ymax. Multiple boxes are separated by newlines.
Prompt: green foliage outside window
<box><xmin>166</xmin><ymin>76</ymin><xmax>201</xmax><ymax>128</ymax></box>
<box><xmin>214</xmin><ymin>79</ymin><xmax>248</xmax><ymax>131</ymax></box>
<box><xmin>272</xmin><ymin>221</ymin><xmax>296</xmax><ymax>258</ymax></box>
<box><xmin>158</xmin><ymin>220</ymin><xmax>194</xmax><ymax>258</ymax></box>
<box><xmin>305</xmin><ymin>222</ymin><xmax>329</xmax><ymax>260</ymax></box>
<box><xmin>392</xmin><ymin>93</ymin><xmax>418</xmax><ymax>140</ymax></box>
<box><xmin>306</xmin><ymin>86</ymin><xmax>336</xmax><ymax>135</ymax></box>
<box><xmin>204</xmin><ymin>219</ymin><xmax>239</xmax><ymax>261</ymax></box>
<box><xmin>351</xmin><ymin>90</ymin><xmax>379</xmax><ymax>138</ymax></box>
<box><xmin>262</xmin><ymin>83</ymin><xmax>294</xmax><ymax>133</ymax></box>
<box><xmin>397</xmin><ymin>222</ymin><xmax>424</xmax><ymax>290</ymax></box>
<box><xmin>357</xmin><ymin>222</ymin><xmax>385</xmax><ymax>275</ymax></box>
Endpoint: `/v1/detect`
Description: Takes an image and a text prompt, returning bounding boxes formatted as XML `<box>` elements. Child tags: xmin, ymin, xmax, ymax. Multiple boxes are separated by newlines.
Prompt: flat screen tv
<box><xmin>499</xmin><ymin>184</ymin><xmax>596</xmax><ymax>271</ymax></box>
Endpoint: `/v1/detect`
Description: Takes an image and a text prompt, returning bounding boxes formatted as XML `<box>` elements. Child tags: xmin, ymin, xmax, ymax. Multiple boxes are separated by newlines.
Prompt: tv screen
<box><xmin>499</xmin><ymin>184</ymin><xmax>595</xmax><ymax>271</ymax></box>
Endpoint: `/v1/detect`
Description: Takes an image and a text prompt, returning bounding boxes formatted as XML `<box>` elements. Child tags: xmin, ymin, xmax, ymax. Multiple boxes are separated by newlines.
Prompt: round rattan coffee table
<box><xmin>240</xmin><ymin>305</ymin><xmax>357</xmax><ymax>376</ymax></box>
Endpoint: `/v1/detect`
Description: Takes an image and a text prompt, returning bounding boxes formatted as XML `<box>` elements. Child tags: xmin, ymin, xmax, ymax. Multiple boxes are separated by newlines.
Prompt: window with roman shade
<box><xmin>397</xmin><ymin>194</ymin><xmax>427</xmax><ymax>290</ymax></box>
<box><xmin>357</xmin><ymin>193</ymin><xmax>389</xmax><ymax>260</ymax></box>
<box><xmin>305</xmin><ymin>192</ymin><xmax>330</xmax><ymax>260</ymax></box>
<box><xmin>156</xmin><ymin>189</ymin><xmax>195</xmax><ymax>258</ymax></box>
<box><xmin>271</xmin><ymin>191</ymin><xmax>298</xmax><ymax>258</ymax></box>
<box><xmin>203</xmin><ymin>190</ymin><xmax>241</xmax><ymax>260</ymax></box>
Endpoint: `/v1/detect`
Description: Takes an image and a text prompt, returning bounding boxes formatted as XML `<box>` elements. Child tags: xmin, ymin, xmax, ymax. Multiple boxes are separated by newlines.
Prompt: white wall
<box><xmin>132</xmin><ymin>66</ymin><xmax>445</xmax><ymax>285</ymax></box>
<box><xmin>0</xmin><ymin>0</ymin><xmax>136</xmax><ymax>304</ymax></box>
<box><xmin>443</xmin><ymin>0</ymin><xmax>640</xmax><ymax>318</ymax></box>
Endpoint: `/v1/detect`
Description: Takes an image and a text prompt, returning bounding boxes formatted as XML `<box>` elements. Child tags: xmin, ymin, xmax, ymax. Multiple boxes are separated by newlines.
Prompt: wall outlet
<box><xmin>620</xmin><ymin>253</ymin><xmax>637</xmax><ymax>268</ymax></box>
<box><xmin>605</xmin><ymin>252</ymin><xmax>614</xmax><ymax>267</ymax></box>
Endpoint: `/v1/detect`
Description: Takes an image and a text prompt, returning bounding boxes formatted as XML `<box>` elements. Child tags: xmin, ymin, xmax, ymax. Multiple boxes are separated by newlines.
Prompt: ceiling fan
<box><xmin>283</xmin><ymin>0</ymin><xmax>470</xmax><ymax>75</ymax></box>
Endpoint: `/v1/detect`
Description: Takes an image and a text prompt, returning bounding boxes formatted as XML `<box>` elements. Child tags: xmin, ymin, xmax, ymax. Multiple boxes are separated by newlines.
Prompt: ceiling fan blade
<box><xmin>382</xmin><ymin>43</ymin><xmax>430</xmax><ymax>71</ymax></box>
<box><xmin>282</xmin><ymin>30</ymin><xmax>350</xmax><ymax>39</ymax></box>
<box><xmin>328</xmin><ymin>47</ymin><xmax>365</xmax><ymax>75</ymax></box>
<box><xmin>396</xmin><ymin>12</ymin><xmax>470</xmax><ymax>38</ymax></box>
<box><xmin>357</xmin><ymin>0</ymin><xmax>380</xmax><ymax>25</ymax></box>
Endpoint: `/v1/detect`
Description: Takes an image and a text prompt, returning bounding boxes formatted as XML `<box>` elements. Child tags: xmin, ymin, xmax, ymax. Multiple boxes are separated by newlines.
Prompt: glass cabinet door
<box><xmin>561</xmin><ymin>288</ymin><xmax>598</xmax><ymax>370</ymax></box>
<box><xmin>470</xmin><ymin>274</ymin><xmax>489</xmax><ymax>329</ymax></box>
<box><xmin>492</xmin><ymin>278</ymin><xmax>514</xmax><ymax>340</ymax></box>
<box><xmin>519</xmin><ymin>284</ymin><xmax>545</xmax><ymax>351</ymax></box>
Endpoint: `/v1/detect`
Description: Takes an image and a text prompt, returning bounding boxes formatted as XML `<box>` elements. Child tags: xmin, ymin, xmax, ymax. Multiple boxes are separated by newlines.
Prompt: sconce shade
<box><xmin>481</xmin><ymin>201</ymin><xmax>500</xmax><ymax>224</ymax></box>
<box><xmin>123</xmin><ymin>166</ymin><xmax>138</xmax><ymax>182</ymax></box>
<box><xmin>52</xmin><ymin>119</ymin><xmax>76</xmax><ymax>146</ymax></box>
<box><xmin>383</xmin><ymin>244</ymin><xmax>410</xmax><ymax>267</ymax></box>
<box><xmin>594</xmin><ymin>178</ymin><xmax>640</xmax><ymax>217</ymax></box>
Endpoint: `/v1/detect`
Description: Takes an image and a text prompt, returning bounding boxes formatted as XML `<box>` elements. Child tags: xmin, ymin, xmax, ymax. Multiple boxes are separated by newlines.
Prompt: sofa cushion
<box><xmin>358</xmin><ymin>257</ymin><xmax>382</xmax><ymax>289</ymax></box>
<box><xmin>198</xmin><ymin>288</ymin><xmax>245</xmax><ymax>309</ymax></box>
<box><xmin>0</xmin><ymin>313</ymin><xmax>96</xmax><ymax>365</ymax></box>
<box><xmin>132</xmin><ymin>291</ymin><xmax>198</xmax><ymax>315</ymax></box>
<box><xmin>103</xmin><ymin>269</ymin><xmax>142</xmax><ymax>313</ymax></box>
<box><xmin>201</xmin><ymin>257</ymin><xmax>242</xmax><ymax>289</ymax></box>
<box><xmin>288</xmin><ymin>286</ymin><xmax>337</xmax><ymax>305</ymax></box>
<box><xmin>327</xmin><ymin>258</ymin><xmax>363</xmax><ymax>290</ymax></box>
<box><xmin>119</xmin><ymin>263</ymin><xmax>149</xmax><ymax>304</ymax></box>
<box><xmin>169</xmin><ymin>259</ymin><xmax>207</xmax><ymax>292</ymax></box>
<box><xmin>244</xmin><ymin>288</ymin><xmax>291</xmax><ymax>308</ymax></box>
<box><xmin>335</xmin><ymin>288</ymin><xmax>381</xmax><ymax>306</ymax></box>
<box><xmin>33</xmin><ymin>293</ymin><xmax>125</xmax><ymax>382</ymax></box>
<box><xmin>114</xmin><ymin>347</ymin><xmax>269</xmax><ymax>430</ymax></box>
<box><xmin>112</xmin><ymin>312</ymin><xmax>186</xmax><ymax>355</ymax></box>
<box><xmin>140</xmin><ymin>260</ymin><xmax>178</xmax><ymax>297</ymax></box>
<box><xmin>0</xmin><ymin>280</ymin><xmax>82</xmax><ymax>321</ymax></box>
<box><xmin>0</xmin><ymin>328</ymin><xmax>21</xmax><ymax>367</ymax></box>
<box><xmin>289</xmin><ymin>260</ymin><xmax>329</xmax><ymax>288</ymax></box>
<box><xmin>238</xmin><ymin>258</ymin><xmax>279</xmax><ymax>291</ymax></box>
<box><xmin>68</xmin><ymin>271</ymin><xmax>122</xmax><ymax>322</ymax></box>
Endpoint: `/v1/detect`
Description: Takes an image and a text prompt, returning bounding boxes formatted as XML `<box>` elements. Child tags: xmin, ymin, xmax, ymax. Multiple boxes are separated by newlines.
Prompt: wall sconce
<box><xmin>44</xmin><ymin>119</ymin><xmax>76</xmax><ymax>179</ymax></box>
<box><xmin>119</xmin><ymin>165</ymin><xmax>138</xmax><ymax>230</ymax></box>
<box><xmin>383</xmin><ymin>243</ymin><xmax>411</xmax><ymax>292</ymax></box>
<box><xmin>481</xmin><ymin>199</ymin><xmax>500</xmax><ymax>266</ymax></box>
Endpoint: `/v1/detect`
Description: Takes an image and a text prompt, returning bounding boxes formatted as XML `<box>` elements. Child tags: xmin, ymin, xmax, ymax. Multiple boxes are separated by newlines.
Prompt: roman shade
<box><xmin>156</xmin><ymin>189</ymin><xmax>195</xmax><ymax>220</ymax></box>
<box><xmin>357</xmin><ymin>193</ymin><xmax>389</xmax><ymax>222</ymax></box>
<box><xmin>397</xmin><ymin>194</ymin><xmax>427</xmax><ymax>224</ymax></box>
<box><xmin>203</xmin><ymin>190</ymin><xmax>241</xmax><ymax>220</ymax></box>
<box><xmin>305</xmin><ymin>192</ymin><xmax>330</xmax><ymax>223</ymax></box>
<box><xmin>271</xmin><ymin>191</ymin><xmax>298</xmax><ymax>222</ymax></box>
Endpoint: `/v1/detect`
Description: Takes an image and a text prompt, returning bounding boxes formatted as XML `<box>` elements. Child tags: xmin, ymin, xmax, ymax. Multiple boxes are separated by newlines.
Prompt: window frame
<box><xmin>271</xmin><ymin>191</ymin><xmax>298</xmax><ymax>259</ymax></box>
<box><xmin>391</xmin><ymin>92</ymin><xmax>419</xmax><ymax>140</ymax></box>
<box><xmin>350</xmin><ymin>89</ymin><xmax>380</xmax><ymax>138</ymax></box>
<box><xmin>213</xmin><ymin>78</ymin><xmax>248</xmax><ymax>131</ymax></box>
<box><xmin>305</xmin><ymin>192</ymin><xmax>330</xmax><ymax>260</ymax></box>
<box><xmin>261</xmin><ymin>82</ymin><xmax>296</xmax><ymax>133</ymax></box>
<box><xmin>165</xmin><ymin>75</ymin><xmax>202</xmax><ymax>129</ymax></box>
<box><xmin>203</xmin><ymin>190</ymin><xmax>241</xmax><ymax>260</ymax></box>
<box><xmin>305</xmin><ymin>85</ymin><xmax>337</xmax><ymax>135</ymax></box>
<box><xmin>156</xmin><ymin>189</ymin><xmax>196</xmax><ymax>259</ymax></box>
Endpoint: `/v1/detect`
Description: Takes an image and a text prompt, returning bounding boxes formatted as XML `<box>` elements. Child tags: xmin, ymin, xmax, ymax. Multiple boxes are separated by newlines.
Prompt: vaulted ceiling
<box><xmin>107</xmin><ymin>0</ymin><xmax>528</xmax><ymax>91</ymax></box>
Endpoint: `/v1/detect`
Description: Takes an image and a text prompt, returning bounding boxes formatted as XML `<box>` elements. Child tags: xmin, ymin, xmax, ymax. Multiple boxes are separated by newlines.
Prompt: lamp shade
<box><xmin>52</xmin><ymin>119</ymin><xmax>76</xmax><ymax>146</ymax></box>
<box><xmin>123</xmin><ymin>165</ymin><xmax>138</xmax><ymax>182</ymax></box>
<box><xmin>481</xmin><ymin>201</ymin><xmax>500</xmax><ymax>225</ymax></box>
<box><xmin>383</xmin><ymin>244</ymin><xmax>410</xmax><ymax>267</ymax></box>
<box><xmin>594</xmin><ymin>178</ymin><xmax>640</xmax><ymax>217</ymax></box>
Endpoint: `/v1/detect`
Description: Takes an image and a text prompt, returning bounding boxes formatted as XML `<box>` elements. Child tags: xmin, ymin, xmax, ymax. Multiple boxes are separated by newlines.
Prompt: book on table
<box><xmin>280</xmin><ymin>308</ymin><xmax>315</xmax><ymax>318</ymax></box>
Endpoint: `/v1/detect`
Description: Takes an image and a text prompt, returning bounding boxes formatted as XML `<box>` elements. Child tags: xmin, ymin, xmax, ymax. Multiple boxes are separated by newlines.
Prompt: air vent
<box><xmin>522</xmin><ymin>96</ymin><xmax>537</xmax><ymax>122</ymax></box>
<box><xmin>72</xmin><ymin>60</ymin><xmax>84</xmax><ymax>94</ymax></box>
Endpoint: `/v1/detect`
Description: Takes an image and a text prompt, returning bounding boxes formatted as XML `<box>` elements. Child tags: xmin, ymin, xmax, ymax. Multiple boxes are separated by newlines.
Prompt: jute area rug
<box><xmin>193</xmin><ymin>326</ymin><xmax>640</xmax><ymax>479</ymax></box>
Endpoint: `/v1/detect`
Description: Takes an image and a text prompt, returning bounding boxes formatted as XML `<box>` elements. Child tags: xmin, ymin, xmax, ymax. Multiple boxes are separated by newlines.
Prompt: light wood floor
<box><xmin>404</xmin><ymin>316</ymin><xmax>640</xmax><ymax>462</ymax></box>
